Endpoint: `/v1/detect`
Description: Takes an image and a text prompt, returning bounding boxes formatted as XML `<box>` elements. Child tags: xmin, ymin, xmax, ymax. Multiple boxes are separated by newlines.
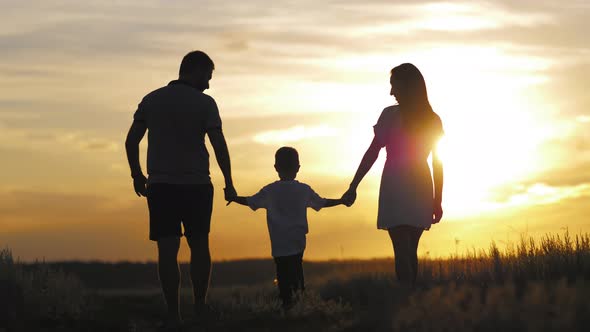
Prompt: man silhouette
<box><xmin>125</xmin><ymin>50</ymin><xmax>236</xmax><ymax>327</ymax></box>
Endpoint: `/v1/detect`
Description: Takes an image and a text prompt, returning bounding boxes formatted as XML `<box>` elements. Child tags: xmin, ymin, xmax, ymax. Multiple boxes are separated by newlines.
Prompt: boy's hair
<box><xmin>275</xmin><ymin>147</ymin><xmax>299</xmax><ymax>172</ymax></box>
<box><xmin>179</xmin><ymin>50</ymin><xmax>215</xmax><ymax>76</ymax></box>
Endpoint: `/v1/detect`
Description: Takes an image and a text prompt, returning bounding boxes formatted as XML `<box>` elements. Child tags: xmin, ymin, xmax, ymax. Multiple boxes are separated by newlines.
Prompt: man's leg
<box><xmin>157</xmin><ymin>236</ymin><xmax>182</xmax><ymax>323</ymax></box>
<box><xmin>182</xmin><ymin>183</ymin><xmax>214</xmax><ymax>314</ymax></box>
<box><xmin>186</xmin><ymin>234</ymin><xmax>211</xmax><ymax>309</ymax></box>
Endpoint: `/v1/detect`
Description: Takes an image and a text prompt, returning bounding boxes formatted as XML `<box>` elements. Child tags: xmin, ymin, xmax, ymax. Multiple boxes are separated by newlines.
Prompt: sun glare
<box><xmin>430</xmin><ymin>76</ymin><xmax>551</xmax><ymax>216</ymax></box>
<box><xmin>317</xmin><ymin>45</ymin><xmax>555</xmax><ymax>217</ymax></box>
<box><xmin>435</xmin><ymin>113</ymin><xmax>544</xmax><ymax>217</ymax></box>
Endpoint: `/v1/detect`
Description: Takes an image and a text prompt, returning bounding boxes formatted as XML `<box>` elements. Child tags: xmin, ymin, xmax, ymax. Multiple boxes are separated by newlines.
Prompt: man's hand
<box><xmin>133</xmin><ymin>174</ymin><xmax>148</xmax><ymax>197</ymax></box>
<box><xmin>341</xmin><ymin>187</ymin><xmax>357</xmax><ymax>207</ymax></box>
<box><xmin>225</xmin><ymin>197</ymin><xmax>236</xmax><ymax>206</ymax></box>
<box><xmin>126</xmin><ymin>120</ymin><xmax>147</xmax><ymax>197</ymax></box>
<box><xmin>224</xmin><ymin>185</ymin><xmax>237</xmax><ymax>205</ymax></box>
<box><xmin>432</xmin><ymin>202</ymin><xmax>443</xmax><ymax>224</ymax></box>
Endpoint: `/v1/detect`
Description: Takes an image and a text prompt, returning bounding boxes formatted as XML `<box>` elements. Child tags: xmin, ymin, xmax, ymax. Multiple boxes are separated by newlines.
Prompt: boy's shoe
<box><xmin>156</xmin><ymin>319</ymin><xmax>183</xmax><ymax>332</ymax></box>
<box><xmin>189</xmin><ymin>303</ymin><xmax>219</xmax><ymax>327</ymax></box>
<box><xmin>282</xmin><ymin>302</ymin><xmax>295</xmax><ymax>312</ymax></box>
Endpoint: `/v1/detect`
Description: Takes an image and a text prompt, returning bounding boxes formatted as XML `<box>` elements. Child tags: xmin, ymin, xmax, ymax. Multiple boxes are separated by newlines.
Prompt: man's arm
<box><xmin>207</xmin><ymin>128</ymin><xmax>236</xmax><ymax>200</ymax></box>
<box><xmin>125</xmin><ymin>120</ymin><xmax>148</xmax><ymax>196</ymax></box>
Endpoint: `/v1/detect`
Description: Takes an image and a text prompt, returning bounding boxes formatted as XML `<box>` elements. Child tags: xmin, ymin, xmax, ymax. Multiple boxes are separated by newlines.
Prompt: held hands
<box><xmin>341</xmin><ymin>187</ymin><xmax>357</xmax><ymax>207</ymax></box>
<box><xmin>432</xmin><ymin>202</ymin><xmax>443</xmax><ymax>224</ymax></box>
<box><xmin>224</xmin><ymin>185</ymin><xmax>237</xmax><ymax>206</ymax></box>
<box><xmin>133</xmin><ymin>174</ymin><xmax>148</xmax><ymax>197</ymax></box>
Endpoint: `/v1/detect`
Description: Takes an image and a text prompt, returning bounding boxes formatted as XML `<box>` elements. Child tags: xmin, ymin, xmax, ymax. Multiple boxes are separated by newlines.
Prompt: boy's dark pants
<box><xmin>273</xmin><ymin>252</ymin><xmax>304</xmax><ymax>307</ymax></box>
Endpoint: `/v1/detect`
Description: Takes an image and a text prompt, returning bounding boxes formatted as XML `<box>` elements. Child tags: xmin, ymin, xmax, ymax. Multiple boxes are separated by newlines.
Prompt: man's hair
<box><xmin>179</xmin><ymin>50</ymin><xmax>215</xmax><ymax>76</ymax></box>
<box><xmin>275</xmin><ymin>147</ymin><xmax>299</xmax><ymax>171</ymax></box>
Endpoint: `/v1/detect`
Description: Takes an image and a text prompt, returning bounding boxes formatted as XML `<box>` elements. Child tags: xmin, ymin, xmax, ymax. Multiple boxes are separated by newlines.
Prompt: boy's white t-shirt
<box><xmin>247</xmin><ymin>180</ymin><xmax>326</xmax><ymax>257</ymax></box>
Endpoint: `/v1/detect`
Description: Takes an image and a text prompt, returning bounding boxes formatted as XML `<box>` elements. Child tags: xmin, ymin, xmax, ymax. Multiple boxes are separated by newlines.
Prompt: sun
<box><xmin>433</xmin><ymin>91</ymin><xmax>549</xmax><ymax>217</ymax></box>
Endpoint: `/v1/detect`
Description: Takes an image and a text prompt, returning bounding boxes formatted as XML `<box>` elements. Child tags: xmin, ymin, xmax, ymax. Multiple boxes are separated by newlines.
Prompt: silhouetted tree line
<box><xmin>20</xmin><ymin>259</ymin><xmax>394</xmax><ymax>289</ymax></box>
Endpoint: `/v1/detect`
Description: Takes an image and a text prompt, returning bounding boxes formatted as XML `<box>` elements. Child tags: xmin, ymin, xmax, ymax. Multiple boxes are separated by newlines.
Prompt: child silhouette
<box><xmin>228</xmin><ymin>146</ymin><xmax>345</xmax><ymax>309</ymax></box>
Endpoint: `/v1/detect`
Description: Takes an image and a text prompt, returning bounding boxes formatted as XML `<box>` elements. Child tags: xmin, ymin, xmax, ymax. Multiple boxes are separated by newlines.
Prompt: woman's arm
<box><xmin>432</xmin><ymin>148</ymin><xmax>444</xmax><ymax>223</ymax></box>
<box><xmin>350</xmin><ymin>137</ymin><xmax>382</xmax><ymax>189</ymax></box>
<box><xmin>342</xmin><ymin>137</ymin><xmax>382</xmax><ymax>205</ymax></box>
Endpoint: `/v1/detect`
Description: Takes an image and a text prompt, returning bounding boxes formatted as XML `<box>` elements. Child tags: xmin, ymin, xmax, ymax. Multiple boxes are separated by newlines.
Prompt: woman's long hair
<box><xmin>390</xmin><ymin>63</ymin><xmax>436</xmax><ymax>137</ymax></box>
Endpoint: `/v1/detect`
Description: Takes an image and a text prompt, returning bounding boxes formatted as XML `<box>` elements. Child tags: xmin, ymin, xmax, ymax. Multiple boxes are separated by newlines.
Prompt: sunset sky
<box><xmin>1</xmin><ymin>0</ymin><xmax>589</xmax><ymax>262</ymax></box>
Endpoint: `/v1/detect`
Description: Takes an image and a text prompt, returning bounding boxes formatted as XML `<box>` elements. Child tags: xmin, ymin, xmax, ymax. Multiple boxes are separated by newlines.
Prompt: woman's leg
<box><xmin>409</xmin><ymin>227</ymin><xmax>424</xmax><ymax>285</ymax></box>
<box><xmin>388</xmin><ymin>226</ymin><xmax>412</xmax><ymax>285</ymax></box>
<box><xmin>389</xmin><ymin>225</ymin><xmax>423</xmax><ymax>287</ymax></box>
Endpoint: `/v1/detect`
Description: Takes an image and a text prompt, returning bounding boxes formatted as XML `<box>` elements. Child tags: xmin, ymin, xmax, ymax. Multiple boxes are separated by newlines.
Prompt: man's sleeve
<box><xmin>307</xmin><ymin>186</ymin><xmax>327</xmax><ymax>212</ymax></box>
<box><xmin>246</xmin><ymin>187</ymin><xmax>268</xmax><ymax>211</ymax></box>
<box><xmin>205</xmin><ymin>97</ymin><xmax>222</xmax><ymax>131</ymax></box>
<box><xmin>133</xmin><ymin>99</ymin><xmax>147</xmax><ymax>123</ymax></box>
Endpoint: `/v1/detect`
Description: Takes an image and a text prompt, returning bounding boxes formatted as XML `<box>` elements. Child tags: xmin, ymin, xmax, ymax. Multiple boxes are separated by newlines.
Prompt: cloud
<box><xmin>507</xmin><ymin>183</ymin><xmax>590</xmax><ymax>206</ymax></box>
<box><xmin>0</xmin><ymin>125</ymin><xmax>120</xmax><ymax>152</ymax></box>
<box><xmin>82</xmin><ymin>140</ymin><xmax>119</xmax><ymax>151</ymax></box>
<box><xmin>520</xmin><ymin>160</ymin><xmax>590</xmax><ymax>188</ymax></box>
<box><xmin>354</xmin><ymin>2</ymin><xmax>552</xmax><ymax>34</ymax></box>
<box><xmin>487</xmin><ymin>182</ymin><xmax>590</xmax><ymax>210</ymax></box>
<box><xmin>541</xmin><ymin>60</ymin><xmax>590</xmax><ymax>116</ymax></box>
<box><xmin>252</xmin><ymin>125</ymin><xmax>339</xmax><ymax>145</ymax></box>
<box><xmin>0</xmin><ymin>190</ymin><xmax>122</xmax><ymax>225</ymax></box>
<box><xmin>0</xmin><ymin>0</ymin><xmax>574</xmax><ymax>70</ymax></box>
<box><xmin>1</xmin><ymin>0</ymin><xmax>590</xmax><ymax>261</ymax></box>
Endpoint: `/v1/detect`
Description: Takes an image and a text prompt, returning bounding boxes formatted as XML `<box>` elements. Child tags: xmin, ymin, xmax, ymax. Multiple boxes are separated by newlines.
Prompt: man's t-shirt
<box><xmin>133</xmin><ymin>80</ymin><xmax>222</xmax><ymax>185</ymax></box>
<box><xmin>246</xmin><ymin>180</ymin><xmax>326</xmax><ymax>257</ymax></box>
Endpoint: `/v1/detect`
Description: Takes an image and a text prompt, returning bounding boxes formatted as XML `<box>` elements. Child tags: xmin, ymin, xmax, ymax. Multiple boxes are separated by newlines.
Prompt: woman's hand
<box><xmin>341</xmin><ymin>187</ymin><xmax>357</xmax><ymax>207</ymax></box>
<box><xmin>343</xmin><ymin>137</ymin><xmax>381</xmax><ymax>207</ymax></box>
<box><xmin>432</xmin><ymin>202</ymin><xmax>443</xmax><ymax>224</ymax></box>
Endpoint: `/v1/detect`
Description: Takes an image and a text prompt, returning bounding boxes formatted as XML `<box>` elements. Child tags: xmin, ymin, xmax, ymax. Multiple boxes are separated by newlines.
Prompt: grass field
<box><xmin>2</xmin><ymin>231</ymin><xmax>590</xmax><ymax>331</ymax></box>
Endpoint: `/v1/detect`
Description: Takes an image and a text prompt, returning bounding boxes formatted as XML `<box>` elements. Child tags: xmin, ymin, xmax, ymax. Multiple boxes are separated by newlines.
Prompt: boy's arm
<box><xmin>229</xmin><ymin>196</ymin><xmax>250</xmax><ymax>206</ymax></box>
<box><xmin>323</xmin><ymin>198</ymin><xmax>344</xmax><ymax>208</ymax></box>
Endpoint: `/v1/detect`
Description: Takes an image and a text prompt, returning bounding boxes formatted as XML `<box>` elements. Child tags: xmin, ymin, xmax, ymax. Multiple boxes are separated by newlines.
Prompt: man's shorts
<box><xmin>147</xmin><ymin>183</ymin><xmax>213</xmax><ymax>241</ymax></box>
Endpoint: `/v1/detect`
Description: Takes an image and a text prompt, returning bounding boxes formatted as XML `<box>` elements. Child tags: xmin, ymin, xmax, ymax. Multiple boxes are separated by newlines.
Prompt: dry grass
<box><xmin>418</xmin><ymin>232</ymin><xmax>590</xmax><ymax>284</ymax></box>
<box><xmin>0</xmin><ymin>248</ymin><xmax>88</xmax><ymax>329</ymax></box>
<box><xmin>393</xmin><ymin>280</ymin><xmax>590</xmax><ymax>332</ymax></box>
<box><xmin>2</xmin><ymin>231</ymin><xmax>590</xmax><ymax>331</ymax></box>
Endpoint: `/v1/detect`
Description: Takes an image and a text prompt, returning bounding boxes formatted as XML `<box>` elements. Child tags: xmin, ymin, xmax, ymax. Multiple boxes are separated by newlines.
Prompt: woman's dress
<box><xmin>373</xmin><ymin>105</ymin><xmax>443</xmax><ymax>230</ymax></box>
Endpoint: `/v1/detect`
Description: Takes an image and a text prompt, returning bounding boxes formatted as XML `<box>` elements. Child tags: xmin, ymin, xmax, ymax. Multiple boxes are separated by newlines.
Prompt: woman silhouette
<box><xmin>342</xmin><ymin>63</ymin><xmax>444</xmax><ymax>288</ymax></box>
